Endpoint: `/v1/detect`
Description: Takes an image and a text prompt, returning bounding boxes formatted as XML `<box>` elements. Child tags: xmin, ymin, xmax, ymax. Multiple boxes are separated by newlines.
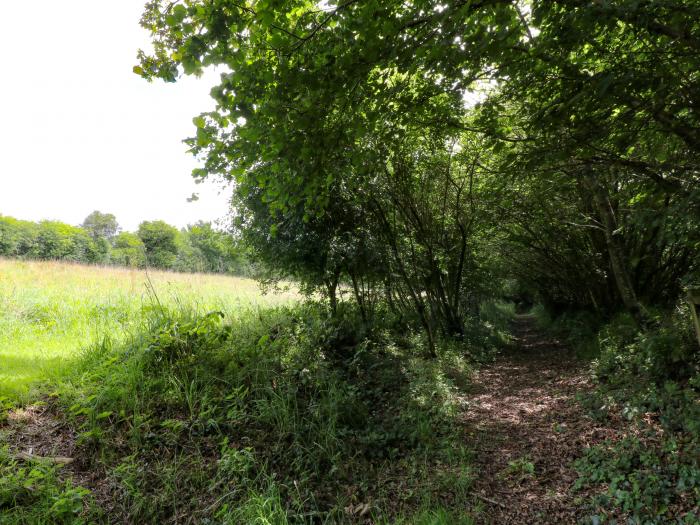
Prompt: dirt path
<box><xmin>463</xmin><ymin>315</ymin><xmax>624</xmax><ymax>524</ymax></box>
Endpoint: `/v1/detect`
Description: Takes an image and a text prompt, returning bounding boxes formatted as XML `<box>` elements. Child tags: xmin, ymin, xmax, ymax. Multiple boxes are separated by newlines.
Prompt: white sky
<box><xmin>0</xmin><ymin>1</ymin><xmax>231</xmax><ymax>232</ymax></box>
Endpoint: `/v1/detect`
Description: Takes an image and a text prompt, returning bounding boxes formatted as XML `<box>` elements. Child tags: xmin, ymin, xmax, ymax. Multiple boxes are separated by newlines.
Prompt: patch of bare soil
<box><xmin>462</xmin><ymin>315</ymin><xmax>626</xmax><ymax>524</ymax></box>
<box><xmin>1</xmin><ymin>400</ymin><xmax>113</xmax><ymax>511</ymax></box>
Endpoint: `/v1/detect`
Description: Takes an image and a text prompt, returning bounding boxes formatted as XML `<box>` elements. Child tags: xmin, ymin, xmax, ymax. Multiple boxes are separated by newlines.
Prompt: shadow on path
<box><xmin>462</xmin><ymin>315</ymin><xmax>625</xmax><ymax>524</ymax></box>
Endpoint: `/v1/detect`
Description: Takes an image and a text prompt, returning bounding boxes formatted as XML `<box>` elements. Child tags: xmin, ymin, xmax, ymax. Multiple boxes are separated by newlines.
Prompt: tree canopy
<box><xmin>136</xmin><ymin>0</ymin><xmax>698</xmax><ymax>339</ymax></box>
<box><xmin>82</xmin><ymin>211</ymin><xmax>120</xmax><ymax>242</ymax></box>
<box><xmin>0</xmin><ymin>213</ymin><xmax>250</xmax><ymax>276</ymax></box>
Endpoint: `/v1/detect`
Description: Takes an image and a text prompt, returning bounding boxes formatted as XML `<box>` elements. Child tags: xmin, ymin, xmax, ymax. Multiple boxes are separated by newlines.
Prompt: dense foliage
<box><xmin>2</xmin><ymin>302</ymin><xmax>511</xmax><ymax>523</ymax></box>
<box><xmin>2</xmin><ymin>1</ymin><xmax>699</xmax><ymax>522</ymax></box>
<box><xmin>137</xmin><ymin>0</ymin><xmax>699</xmax><ymax>326</ymax></box>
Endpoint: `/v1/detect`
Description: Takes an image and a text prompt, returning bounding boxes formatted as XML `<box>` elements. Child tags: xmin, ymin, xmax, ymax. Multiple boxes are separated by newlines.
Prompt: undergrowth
<box><xmin>478</xmin><ymin>300</ymin><xmax>515</xmax><ymax>351</ymax></box>
<box><xmin>535</xmin><ymin>301</ymin><xmax>700</xmax><ymax>523</ymax></box>
<box><xmin>0</xmin><ymin>445</ymin><xmax>94</xmax><ymax>524</ymax></box>
<box><xmin>1</xmin><ymin>301</ymin><xmax>507</xmax><ymax>523</ymax></box>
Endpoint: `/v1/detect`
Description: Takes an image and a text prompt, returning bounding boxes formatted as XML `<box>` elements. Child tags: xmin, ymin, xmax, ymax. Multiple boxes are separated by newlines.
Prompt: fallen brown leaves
<box><xmin>460</xmin><ymin>316</ymin><xmax>628</xmax><ymax>524</ymax></box>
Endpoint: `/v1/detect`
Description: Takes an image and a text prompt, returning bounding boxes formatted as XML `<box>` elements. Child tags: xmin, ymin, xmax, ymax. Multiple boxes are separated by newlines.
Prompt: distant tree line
<box><xmin>0</xmin><ymin>211</ymin><xmax>252</xmax><ymax>275</ymax></box>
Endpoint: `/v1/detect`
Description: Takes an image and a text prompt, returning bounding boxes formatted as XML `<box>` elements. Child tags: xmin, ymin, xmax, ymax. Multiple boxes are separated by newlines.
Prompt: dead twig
<box><xmin>473</xmin><ymin>492</ymin><xmax>506</xmax><ymax>508</ymax></box>
<box><xmin>15</xmin><ymin>452</ymin><xmax>74</xmax><ymax>465</ymax></box>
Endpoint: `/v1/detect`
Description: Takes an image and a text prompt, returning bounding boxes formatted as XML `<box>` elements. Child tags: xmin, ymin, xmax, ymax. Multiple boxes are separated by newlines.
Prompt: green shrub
<box><xmin>110</xmin><ymin>232</ymin><xmax>146</xmax><ymax>268</ymax></box>
<box><xmin>0</xmin><ymin>216</ymin><xmax>38</xmax><ymax>257</ymax></box>
<box><xmin>595</xmin><ymin>304</ymin><xmax>698</xmax><ymax>387</ymax></box>
<box><xmin>573</xmin><ymin>302</ymin><xmax>700</xmax><ymax>522</ymax></box>
<box><xmin>532</xmin><ymin>305</ymin><xmax>602</xmax><ymax>358</ymax></box>
<box><xmin>138</xmin><ymin>220</ymin><xmax>180</xmax><ymax>269</ymax></box>
<box><xmin>0</xmin><ymin>215</ymin><xmax>104</xmax><ymax>264</ymax></box>
<box><xmin>575</xmin><ymin>435</ymin><xmax>700</xmax><ymax>524</ymax></box>
<box><xmin>34</xmin><ymin>221</ymin><xmax>101</xmax><ymax>263</ymax></box>
<box><xmin>479</xmin><ymin>300</ymin><xmax>515</xmax><ymax>346</ymax></box>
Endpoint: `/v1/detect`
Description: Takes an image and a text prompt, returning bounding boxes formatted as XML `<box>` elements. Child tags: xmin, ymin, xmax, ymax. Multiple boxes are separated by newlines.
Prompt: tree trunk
<box><xmin>583</xmin><ymin>172</ymin><xmax>648</xmax><ymax>327</ymax></box>
<box><xmin>350</xmin><ymin>272</ymin><xmax>368</xmax><ymax>323</ymax></box>
<box><xmin>325</xmin><ymin>271</ymin><xmax>340</xmax><ymax>315</ymax></box>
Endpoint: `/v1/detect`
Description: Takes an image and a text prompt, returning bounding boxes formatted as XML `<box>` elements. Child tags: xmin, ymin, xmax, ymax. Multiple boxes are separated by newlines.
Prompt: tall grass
<box><xmin>0</xmin><ymin>258</ymin><xmax>298</xmax><ymax>401</ymax></box>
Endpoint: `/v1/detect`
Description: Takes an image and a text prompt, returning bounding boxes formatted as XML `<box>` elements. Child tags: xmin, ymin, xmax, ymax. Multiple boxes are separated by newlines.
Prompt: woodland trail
<box><xmin>463</xmin><ymin>315</ymin><xmax>625</xmax><ymax>524</ymax></box>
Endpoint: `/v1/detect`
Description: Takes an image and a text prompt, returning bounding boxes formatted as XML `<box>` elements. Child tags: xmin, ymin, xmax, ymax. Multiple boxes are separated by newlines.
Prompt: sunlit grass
<box><xmin>0</xmin><ymin>258</ymin><xmax>298</xmax><ymax>401</ymax></box>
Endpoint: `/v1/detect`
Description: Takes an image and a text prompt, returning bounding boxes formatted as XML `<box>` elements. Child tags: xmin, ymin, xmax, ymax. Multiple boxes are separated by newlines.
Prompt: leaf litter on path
<box><xmin>461</xmin><ymin>316</ymin><xmax>627</xmax><ymax>524</ymax></box>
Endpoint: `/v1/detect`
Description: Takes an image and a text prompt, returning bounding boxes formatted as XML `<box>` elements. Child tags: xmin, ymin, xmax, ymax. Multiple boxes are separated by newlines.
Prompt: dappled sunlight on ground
<box><xmin>460</xmin><ymin>316</ymin><xmax>627</xmax><ymax>523</ymax></box>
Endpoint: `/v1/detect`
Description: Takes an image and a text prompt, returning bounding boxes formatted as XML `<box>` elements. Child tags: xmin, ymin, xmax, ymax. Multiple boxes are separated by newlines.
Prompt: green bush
<box><xmin>110</xmin><ymin>232</ymin><xmax>146</xmax><ymax>268</ymax></box>
<box><xmin>532</xmin><ymin>304</ymin><xmax>602</xmax><ymax>358</ymax></box>
<box><xmin>575</xmin><ymin>435</ymin><xmax>700</xmax><ymax>524</ymax></box>
<box><xmin>34</xmin><ymin>221</ymin><xmax>101</xmax><ymax>263</ymax></box>
<box><xmin>137</xmin><ymin>220</ymin><xmax>180</xmax><ymax>269</ymax></box>
<box><xmin>0</xmin><ymin>215</ymin><xmax>103</xmax><ymax>264</ymax></box>
<box><xmin>0</xmin><ymin>216</ymin><xmax>38</xmax><ymax>257</ymax></box>
<box><xmin>595</xmin><ymin>304</ymin><xmax>699</xmax><ymax>387</ymax></box>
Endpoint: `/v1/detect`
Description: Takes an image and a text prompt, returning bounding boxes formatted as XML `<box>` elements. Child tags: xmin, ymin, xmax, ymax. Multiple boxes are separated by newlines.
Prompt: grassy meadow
<box><xmin>0</xmin><ymin>258</ymin><xmax>298</xmax><ymax>401</ymax></box>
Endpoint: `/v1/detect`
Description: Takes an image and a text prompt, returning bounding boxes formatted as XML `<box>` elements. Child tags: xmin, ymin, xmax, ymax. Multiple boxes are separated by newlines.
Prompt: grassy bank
<box><xmin>0</xmin><ymin>260</ymin><xmax>510</xmax><ymax>523</ymax></box>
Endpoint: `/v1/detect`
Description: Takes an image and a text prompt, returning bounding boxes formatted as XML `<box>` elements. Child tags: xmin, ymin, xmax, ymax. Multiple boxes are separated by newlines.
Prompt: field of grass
<box><xmin>0</xmin><ymin>258</ymin><xmax>298</xmax><ymax>401</ymax></box>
